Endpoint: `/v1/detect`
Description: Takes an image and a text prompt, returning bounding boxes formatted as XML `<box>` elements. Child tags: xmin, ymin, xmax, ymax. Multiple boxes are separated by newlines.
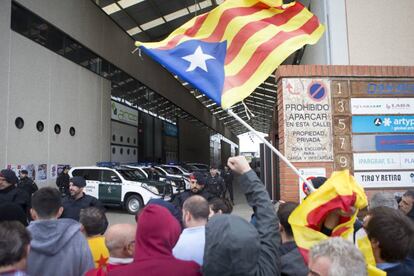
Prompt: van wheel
<box><xmin>125</xmin><ymin>194</ymin><xmax>143</xmax><ymax>214</ymax></box>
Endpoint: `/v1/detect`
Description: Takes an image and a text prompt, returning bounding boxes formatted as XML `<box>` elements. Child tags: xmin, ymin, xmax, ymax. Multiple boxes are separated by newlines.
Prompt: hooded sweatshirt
<box><xmin>203</xmin><ymin>170</ymin><xmax>280</xmax><ymax>276</ymax></box>
<box><xmin>27</xmin><ymin>218</ymin><xmax>94</xmax><ymax>276</ymax></box>
<box><xmin>108</xmin><ymin>205</ymin><xmax>201</xmax><ymax>276</ymax></box>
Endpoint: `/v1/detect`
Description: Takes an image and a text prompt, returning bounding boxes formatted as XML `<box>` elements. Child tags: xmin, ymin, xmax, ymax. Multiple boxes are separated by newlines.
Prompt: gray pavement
<box><xmin>106</xmin><ymin>182</ymin><xmax>253</xmax><ymax>226</ymax></box>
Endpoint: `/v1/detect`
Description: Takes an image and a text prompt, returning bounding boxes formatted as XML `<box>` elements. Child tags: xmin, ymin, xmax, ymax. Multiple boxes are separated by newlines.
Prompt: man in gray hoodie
<box><xmin>203</xmin><ymin>156</ymin><xmax>280</xmax><ymax>275</ymax></box>
<box><xmin>27</xmin><ymin>187</ymin><xmax>94</xmax><ymax>276</ymax></box>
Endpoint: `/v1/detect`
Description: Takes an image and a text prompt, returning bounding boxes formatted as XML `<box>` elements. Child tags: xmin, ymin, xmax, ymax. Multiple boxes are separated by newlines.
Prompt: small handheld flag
<box><xmin>135</xmin><ymin>0</ymin><xmax>325</xmax><ymax>109</ymax></box>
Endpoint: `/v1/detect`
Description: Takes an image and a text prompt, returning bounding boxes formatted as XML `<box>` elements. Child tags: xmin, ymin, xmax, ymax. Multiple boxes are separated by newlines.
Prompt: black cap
<box><xmin>70</xmin><ymin>176</ymin><xmax>86</xmax><ymax>188</ymax></box>
<box><xmin>20</xmin><ymin>170</ymin><xmax>28</xmax><ymax>175</ymax></box>
<box><xmin>0</xmin><ymin>169</ymin><xmax>18</xmax><ymax>185</ymax></box>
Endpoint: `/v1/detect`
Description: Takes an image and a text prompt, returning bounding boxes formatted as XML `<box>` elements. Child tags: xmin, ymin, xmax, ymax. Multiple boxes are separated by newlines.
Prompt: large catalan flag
<box><xmin>135</xmin><ymin>0</ymin><xmax>324</xmax><ymax>109</ymax></box>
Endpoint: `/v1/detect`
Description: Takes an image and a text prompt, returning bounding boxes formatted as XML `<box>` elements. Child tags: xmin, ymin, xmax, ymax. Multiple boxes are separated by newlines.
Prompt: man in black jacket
<box><xmin>0</xmin><ymin>169</ymin><xmax>30</xmax><ymax>216</ymax></box>
<box><xmin>277</xmin><ymin>202</ymin><xmax>308</xmax><ymax>276</ymax></box>
<box><xmin>61</xmin><ymin>176</ymin><xmax>104</xmax><ymax>221</ymax></box>
<box><xmin>56</xmin><ymin>166</ymin><xmax>70</xmax><ymax>196</ymax></box>
<box><xmin>18</xmin><ymin>170</ymin><xmax>38</xmax><ymax>198</ymax></box>
<box><xmin>203</xmin><ymin>156</ymin><xmax>280</xmax><ymax>276</ymax></box>
<box><xmin>205</xmin><ymin>165</ymin><xmax>225</xmax><ymax>198</ymax></box>
<box><xmin>172</xmin><ymin>172</ymin><xmax>214</xmax><ymax>209</ymax></box>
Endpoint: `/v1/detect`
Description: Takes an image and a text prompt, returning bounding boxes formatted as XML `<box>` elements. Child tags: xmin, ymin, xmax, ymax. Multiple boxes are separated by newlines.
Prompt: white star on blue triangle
<box><xmin>141</xmin><ymin>40</ymin><xmax>227</xmax><ymax>105</ymax></box>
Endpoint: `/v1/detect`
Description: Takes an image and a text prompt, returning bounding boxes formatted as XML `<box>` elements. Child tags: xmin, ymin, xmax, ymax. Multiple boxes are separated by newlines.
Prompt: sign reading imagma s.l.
<box><xmin>353</xmin><ymin>152</ymin><xmax>414</xmax><ymax>171</ymax></box>
<box><xmin>352</xmin><ymin>116</ymin><xmax>414</xmax><ymax>133</ymax></box>
<box><xmin>111</xmin><ymin>101</ymin><xmax>138</xmax><ymax>126</ymax></box>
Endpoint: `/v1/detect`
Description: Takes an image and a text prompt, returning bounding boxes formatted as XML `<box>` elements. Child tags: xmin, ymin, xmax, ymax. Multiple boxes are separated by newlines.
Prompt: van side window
<box><xmin>101</xmin><ymin>170</ymin><xmax>121</xmax><ymax>183</ymax></box>
<box><xmin>72</xmin><ymin>169</ymin><xmax>100</xmax><ymax>181</ymax></box>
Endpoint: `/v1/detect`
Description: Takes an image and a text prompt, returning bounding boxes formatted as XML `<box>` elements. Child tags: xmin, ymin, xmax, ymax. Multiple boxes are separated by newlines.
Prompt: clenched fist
<box><xmin>227</xmin><ymin>156</ymin><xmax>251</xmax><ymax>175</ymax></box>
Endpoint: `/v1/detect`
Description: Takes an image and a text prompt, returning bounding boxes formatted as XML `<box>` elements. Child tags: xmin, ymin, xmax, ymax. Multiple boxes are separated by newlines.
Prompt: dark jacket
<box><xmin>172</xmin><ymin>189</ymin><xmax>214</xmax><ymax>209</ymax></box>
<box><xmin>383</xmin><ymin>257</ymin><xmax>414</xmax><ymax>276</ymax></box>
<box><xmin>205</xmin><ymin>174</ymin><xmax>225</xmax><ymax>197</ymax></box>
<box><xmin>56</xmin><ymin>173</ymin><xmax>70</xmax><ymax>193</ymax></box>
<box><xmin>61</xmin><ymin>194</ymin><xmax>103</xmax><ymax>221</ymax></box>
<box><xmin>203</xmin><ymin>170</ymin><xmax>280</xmax><ymax>276</ymax></box>
<box><xmin>0</xmin><ymin>185</ymin><xmax>30</xmax><ymax>215</ymax></box>
<box><xmin>17</xmin><ymin>176</ymin><xmax>38</xmax><ymax>198</ymax></box>
<box><xmin>108</xmin><ymin>205</ymin><xmax>201</xmax><ymax>276</ymax></box>
<box><xmin>280</xmin><ymin>241</ymin><xmax>308</xmax><ymax>276</ymax></box>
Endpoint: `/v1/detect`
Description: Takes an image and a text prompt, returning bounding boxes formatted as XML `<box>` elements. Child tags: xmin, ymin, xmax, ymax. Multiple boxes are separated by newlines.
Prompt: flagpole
<box><xmin>227</xmin><ymin>109</ymin><xmax>315</xmax><ymax>193</ymax></box>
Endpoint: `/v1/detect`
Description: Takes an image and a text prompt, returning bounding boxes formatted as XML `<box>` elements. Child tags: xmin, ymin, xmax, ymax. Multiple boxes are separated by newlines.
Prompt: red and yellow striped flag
<box><xmin>288</xmin><ymin>170</ymin><xmax>386</xmax><ymax>276</ymax></box>
<box><xmin>135</xmin><ymin>0</ymin><xmax>325</xmax><ymax>109</ymax></box>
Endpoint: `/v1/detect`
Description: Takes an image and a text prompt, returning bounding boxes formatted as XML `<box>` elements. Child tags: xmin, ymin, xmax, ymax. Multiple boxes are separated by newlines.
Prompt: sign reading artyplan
<box><xmin>351</xmin><ymin>98</ymin><xmax>414</xmax><ymax>115</ymax></box>
<box><xmin>111</xmin><ymin>101</ymin><xmax>138</xmax><ymax>126</ymax></box>
<box><xmin>355</xmin><ymin>171</ymin><xmax>414</xmax><ymax>188</ymax></box>
<box><xmin>283</xmin><ymin>79</ymin><xmax>333</xmax><ymax>162</ymax></box>
<box><xmin>352</xmin><ymin>116</ymin><xmax>414</xmax><ymax>133</ymax></box>
<box><xmin>353</xmin><ymin>152</ymin><xmax>414</xmax><ymax>171</ymax></box>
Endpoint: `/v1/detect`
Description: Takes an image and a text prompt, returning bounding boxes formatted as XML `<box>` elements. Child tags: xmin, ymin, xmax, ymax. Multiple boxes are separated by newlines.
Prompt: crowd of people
<box><xmin>1</xmin><ymin>156</ymin><xmax>414</xmax><ymax>276</ymax></box>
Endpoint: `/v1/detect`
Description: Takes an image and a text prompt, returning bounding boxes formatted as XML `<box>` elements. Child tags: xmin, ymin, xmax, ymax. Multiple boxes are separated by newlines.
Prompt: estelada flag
<box><xmin>288</xmin><ymin>170</ymin><xmax>386</xmax><ymax>276</ymax></box>
<box><xmin>135</xmin><ymin>0</ymin><xmax>324</xmax><ymax>109</ymax></box>
<box><xmin>288</xmin><ymin>170</ymin><xmax>367</xmax><ymax>262</ymax></box>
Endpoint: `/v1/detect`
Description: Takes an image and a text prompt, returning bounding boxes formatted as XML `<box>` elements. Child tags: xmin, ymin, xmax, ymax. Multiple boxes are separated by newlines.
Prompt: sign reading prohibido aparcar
<box><xmin>282</xmin><ymin>79</ymin><xmax>333</xmax><ymax>162</ymax></box>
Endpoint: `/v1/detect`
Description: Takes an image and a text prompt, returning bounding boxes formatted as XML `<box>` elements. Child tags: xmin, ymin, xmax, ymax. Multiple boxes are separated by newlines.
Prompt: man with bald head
<box><xmin>173</xmin><ymin>195</ymin><xmax>210</xmax><ymax>265</ymax></box>
<box><xmin>86</xmin><ymin>224</ymin><xmax>136</xmax><ymax>276</ymax></box>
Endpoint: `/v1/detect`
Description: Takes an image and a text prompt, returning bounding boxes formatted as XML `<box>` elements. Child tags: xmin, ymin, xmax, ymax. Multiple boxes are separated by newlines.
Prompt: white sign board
<box><xmin>283</xmin><ymin>79</ymin><xmax>333</xmax><ymax>162</ymax></box>
<box><xmin>354</xmin><ymin>152</ymin><xmax>414</xmax><ymax>171</ymax></box>
<box><xmin>355</xmin><ymin>171</ymin><xmax>414</xmax><ymax>188</ymax></box>
<box><xmin>111</xmin><ymin>101</ymin><xmax>138</xmax><ymax>126</ymax></box>
<box><xmin>351</xmin><ymin>98</ymin><xmax>414</xmax><ymax>115</ymax></box>
<box><xmin>298</xmin><ymin>168</ymin><xmax>326</xmax><ymax>202</ymax></box>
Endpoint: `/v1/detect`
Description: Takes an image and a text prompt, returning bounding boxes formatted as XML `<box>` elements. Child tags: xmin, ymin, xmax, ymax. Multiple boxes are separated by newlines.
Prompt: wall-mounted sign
<box><xmin>375</xmin><ymin>135</ymin><xmax>414</xmax><ymax>151</ymax></box>
<box><xmin>351</xmin><ymin>98</ymin><xmax>414</xmax><ymax>115</ymax></box>
<box><xmin>283</xmin><ymin>79</ymin><xmax>333</xmax><ymax>162</ymax></box>
<box><xmin>351</xmin><ymin>81</ymin><xmax>414</xmax><ymax>96</ymax></box>
<box><xmin>355</xmin><ymin>171</ymin><xmax>414</xmax><ymax>188</ymax></box>
<box><xmin>111</xmin><ymin>101</ymin><xmax>138</xmax><ymax>126</ymax></box>
<box><xmin>298</xmin><ymin>168</ymin><xmax>326</xmax><ymax>202</ymax></box>
<box><xmin>354</xmin><ymin>152</ymin><xmax>414</xmax><ymax>171</ymax></box>
<box><xmin>163</xmin><ymin>122</ymin><xmax>178</xmax><ymax>137</ymax></box>
<box><xmin>352</xmin><ymin>116</ymin><xmax>414</xmax><ymax>133</ymax></box>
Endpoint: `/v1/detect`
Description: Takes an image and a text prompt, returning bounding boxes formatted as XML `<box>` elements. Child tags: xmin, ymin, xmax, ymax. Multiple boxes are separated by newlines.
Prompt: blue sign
<box><xmin>367</xmin><ymin>83</ymin><xmax>414</xmax><ymax>95</ymax></box>
<box><xmin>352</xmin><ymin>116</ymin><xmax>414</xmax><ymax>133</ymax></box>
<box><xmin>308</xmin><ymin>81</ymin><xmax>327</xmax><ymax>101</ymax></box>
<box><xmin>163</xmin><ymin>122</ymin><xmax>178</xmax><ymax>137</ymax></box>
<box><xmin>375</xmin><ymin>135</ymin><xmax>414</xmax><ymax>151</ymax></box>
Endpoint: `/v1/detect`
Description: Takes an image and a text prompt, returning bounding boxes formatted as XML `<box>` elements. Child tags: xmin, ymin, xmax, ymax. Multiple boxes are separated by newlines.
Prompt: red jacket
<box><xmin>108</xmin><ymin>205</ymin><xmax>201</xmax><ymax>276</ymax></box>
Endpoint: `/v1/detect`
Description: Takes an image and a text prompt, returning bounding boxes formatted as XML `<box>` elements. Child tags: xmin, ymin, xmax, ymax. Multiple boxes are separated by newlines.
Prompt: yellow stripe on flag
<box><xmin>221</xmin><ymin>24</ymin><xmax>324</xmax><ymax>109</ymax></box>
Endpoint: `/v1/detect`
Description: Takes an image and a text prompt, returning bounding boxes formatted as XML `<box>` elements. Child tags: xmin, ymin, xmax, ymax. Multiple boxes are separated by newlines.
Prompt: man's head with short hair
<box><xmin>209</xmin><ymin>198</ymin><xmax>232</xmax><ymax>217</ymax></box>
<box><xmin>79</xmin><ymin>207</ymin><xmax>108</xmax><ymax>237</ymax></box>
<box><xmin>104</xmin><ymin>224</ymin><xmax>136</xmax><ymax>259</ymax></box>
<box><xmin>0</xmin><ymin>221</ymin><xmax>31</xmax><ymax>271</ymax></box>
<box><xmin>189</xmin><ymin>172</ymin><xmax>206</xmax><ymax>193</ymax></box>
<box><xmin>277</xmin><ymin>202</ymin><xmax>298</xmax><ymax>242</ymax></box>
<box><xmin>399</xmin><ymin>190</ymin><xmax>414</xmax><ymax>215</ymax></box>
<box><xmin>31</xmin><ymin>187</ymin><xmax>63</xmax><ymax>220</ymax></box>
<box><xmin>69</xmin><ymin>176</ymin><xmax>86</xmax><ymax>199</ymax></box>
<box><xmin>365</xmin><ymin>206</ymin><xmax>414</xmax><ymax>263</ymax></box>
<box><xmin>309</xmin><ymin>237</ymin><xmax>366</xmax><ymax>276</ymax></box>
<box><xmin>369</xmin><ymin>192</ymin><xmax>398</xmax><ymax>210</ymax></box>
<box><xmin>182</xmin><ymin>195</ymin><xmax>209</xmax><ymax>228</ymax></box>
<box><xmin>0</xmin><ymin>169</ymin><xmax>18</xmax><ymax>190</ymax></box>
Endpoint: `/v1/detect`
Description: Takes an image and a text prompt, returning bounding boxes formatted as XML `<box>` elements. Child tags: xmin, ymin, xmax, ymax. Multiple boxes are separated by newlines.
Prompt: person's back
<box><xmin>27</xmin><ymin>187</ymin><xmax>94</xmax><ymax>276</ymax></box>
<box><xmin>203</xmin><ymin>156</ymin><xmax>280</xmax><ymax>276</ymax></box>
<box><xmin>108</xmin><ymin>205</ymin><xmax>201</xmax><ymax>276</ymax></box>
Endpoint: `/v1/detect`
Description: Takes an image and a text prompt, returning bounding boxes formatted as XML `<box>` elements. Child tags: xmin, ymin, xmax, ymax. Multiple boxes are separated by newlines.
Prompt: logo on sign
<box><xmin>308</xmin><ymin>81</ymin><xmax>327</xmax><ymax>102</ymax></box>
<box><xmin>374</xmin><ymin>118</ymin><xmax>382</xmax><ymax>126</ymax></box>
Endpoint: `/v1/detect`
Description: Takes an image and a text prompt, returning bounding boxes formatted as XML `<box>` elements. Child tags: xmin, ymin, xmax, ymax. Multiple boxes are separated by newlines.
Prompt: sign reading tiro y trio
<box><xmin>282</xmin><ymin>79</ymin><xmax>333</xmax><ymax>162</ymax></box>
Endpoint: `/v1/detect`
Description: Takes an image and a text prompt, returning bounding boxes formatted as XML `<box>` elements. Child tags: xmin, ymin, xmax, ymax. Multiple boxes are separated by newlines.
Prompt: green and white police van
<box><xmin>69</xmin><ymin>166</ymin><xmax>172</xmax><ymax>214</ymax></box>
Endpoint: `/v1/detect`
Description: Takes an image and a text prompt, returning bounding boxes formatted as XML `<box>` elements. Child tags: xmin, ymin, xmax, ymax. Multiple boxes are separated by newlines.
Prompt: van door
<box><xmin>99</xmin><ymin>170</ymin><xmax>122</xmax><ymax>203</ymax></box>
